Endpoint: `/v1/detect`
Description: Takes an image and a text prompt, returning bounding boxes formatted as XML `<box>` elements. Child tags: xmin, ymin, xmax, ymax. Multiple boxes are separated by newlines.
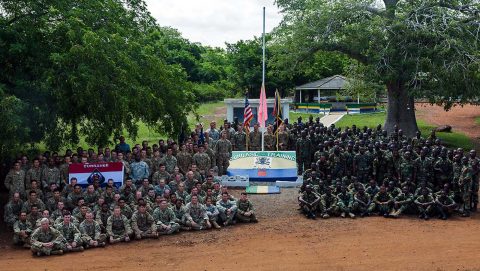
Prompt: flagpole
<box><xmin>261</xmin><ymin>6</ymin><xmax>266</xmax><ymax>152</ymax></box>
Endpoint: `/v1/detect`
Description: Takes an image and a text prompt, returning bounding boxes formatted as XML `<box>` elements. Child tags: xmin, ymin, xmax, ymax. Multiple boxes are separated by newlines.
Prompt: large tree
<box><xmin>275</xmin><ymin>0</ymin><xmax>480</xmax><ymax>136</ymax></box>
<box><xmin>0</xmin><ymin>0</ymin><xmax>195</xmax><ymax>149</ymax></box>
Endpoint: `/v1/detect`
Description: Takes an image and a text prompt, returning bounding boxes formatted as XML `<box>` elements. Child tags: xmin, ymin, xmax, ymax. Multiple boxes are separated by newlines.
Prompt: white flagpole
<box><xmin>261</xmin><ymin>6</ymin><xmax>266</xmax><ymax>151</ymax></box>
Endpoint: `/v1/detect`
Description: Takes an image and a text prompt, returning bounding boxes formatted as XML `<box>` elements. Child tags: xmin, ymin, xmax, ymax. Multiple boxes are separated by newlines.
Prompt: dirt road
<box><xmin>2</xmin><ymin>188</ymin><xmax>480</xmax><ymax>271</ymax></box>
<box><xmin>416</xmin><ymin>103</ymin><xmax>480</xmax><ymax>151</ymax></box>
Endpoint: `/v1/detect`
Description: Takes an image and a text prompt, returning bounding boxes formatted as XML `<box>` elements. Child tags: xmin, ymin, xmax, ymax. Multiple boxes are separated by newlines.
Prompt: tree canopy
<box><xmin>275</xmin><ymin>0</ymin><xmax>480</xmax><ymax>136</ymax></box>
<box><xmin>0</xmin><ymin>0</ymin><xmax>196</xmax><ymax>152</ymax></box>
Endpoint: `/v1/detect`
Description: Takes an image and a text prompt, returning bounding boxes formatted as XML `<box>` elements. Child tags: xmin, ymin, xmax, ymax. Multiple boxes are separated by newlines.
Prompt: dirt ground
<box><xmin>1</xmin><ymin>104</ymin><xmax>480</xmax><ymax>271</ymax></box>
<box><xmin>2</xmin><ymin>188</ymin><xmax>480</xmax><ymax>271</ymax></box>
<box><xmin>416</xmin><ymin>103</ymin><xmax>480</xmax><ymax>151</ymax></box>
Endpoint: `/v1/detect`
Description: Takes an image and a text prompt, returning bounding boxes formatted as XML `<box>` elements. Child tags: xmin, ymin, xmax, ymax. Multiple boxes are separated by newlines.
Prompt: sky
<box><xmin>144</xmin><ymin>0</ymin><xmax>283</xmax><ymax>48</ymax></box>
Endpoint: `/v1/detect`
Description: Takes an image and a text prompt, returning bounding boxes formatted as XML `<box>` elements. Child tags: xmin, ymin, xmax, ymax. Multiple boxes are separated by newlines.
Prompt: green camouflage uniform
<box><xmin>25</xmin><ymin>167</ymin><xmax>42</xmax><ymax>190</ymax></box>
<box><xmin>4</xmin><ymin>169</ymin><xmax>26</xmax><ymax>199</ymax></box>
<box><xmin>320</xmin><ymin>193</ymin><xmax>338</xmax><ymax>216</ymax></box>
<box><xmin>236</xmin><ymin>199</ymin><xmax>257</xmax><ymax>223</ymax></box>
<box><xmin>13</xmin><ymin>219</ymin><xmax>32</xmax><ymax>245</ymax></box>
<box><xmin>30</xmin><ymin>226</ymin><xmax>66</xmax><ymax>255</ymax></box>
<box><xmin>131</xmin><ymin>211</ymin><xmax>157</xmax><ymax>238</ymax></box>
<box><xmin>55</xmin><ymin>221</ymin><xmax>83</xmax><ymax>245</ymax></box>
<box><xmin>152</xmin><ymin>207</ymin><xmax>180</xmax><ymax>235</ymax></box>
<box><xmin>162</xmin><ymin>155</ymin><xmax>177</xmax><ymax>174</ymax></box>
<box><xmin>185</xmin><ymin>202</ymin><xmax>209</xmax><ymax>229</ymax></box>
<box><xmin>41</xmin><ymin>167</ymin><xmax>61</xmax><ymax>190</ymax></box>
<box><xmin>249</xmin><ymin>131</ymin><xmax>262</xmax><ymax>151</ymax></box>
<box><xmin>296</xmin><ymin>137</ymin><xmax>313</xmax><ymax>175</ymax></box>
<box><xmin>79</xmin><ymin>220</ymin><xmax>107</xmax><ymax>246</ymax></box>
<box><xmin>106</xmin><ymin>214</ymin><xmax>132</xmax><ymax>239</ymax></box>
<box><xmin>373</xmin><ymin>192</ymin><xmax>392</xmax><ymax>214</ymax></box>
<box><xmin>232</xmin><ymin>131</ymin><xmax>247</xmax><ymax>151</ymax></box>
<box><xmin>192</xmin><ymin>152</ymin><xmax>211</xmax><ymax>173</ymax></box>
<box><xmin>176</xmin><ymin>150</ymin><xmax>192</xmax><ymax>175</ymax></box>
<box><xmin>4</xmin><ymin>199</ymin><xmax>24</xmax><ymax>227</ymax></box>
<box><xmin>414</xmin><ymin>194</ymin><xmax>435</xmax><ymax>216</ymax></box>
<box><xmin>214</xmin><ymin>138</ymin><xmax>232</xmax><ymax>176</ymax></box>
<box><xmin>337</xmin><ymin>192</ymin><xmax>354</xmax><ymax>213</ymax></box>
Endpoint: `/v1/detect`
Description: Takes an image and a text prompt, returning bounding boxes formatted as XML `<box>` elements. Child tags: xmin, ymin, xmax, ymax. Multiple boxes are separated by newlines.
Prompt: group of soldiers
<box><xmin>3</xmin><ymin>121</ymin><xmax>258</xmax><ymax>256</ymax></box>
<box><xmin>294</xmin><ymin>116</ymin><xmax>479</xmax><ymax>220</ymax></box>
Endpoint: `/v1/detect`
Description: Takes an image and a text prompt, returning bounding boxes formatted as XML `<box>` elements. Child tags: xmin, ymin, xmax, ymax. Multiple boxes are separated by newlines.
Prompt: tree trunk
<box><xmin>384</xmin><ymin>81</ymin><xmax>419</xmax><ymax>138</ymax></box>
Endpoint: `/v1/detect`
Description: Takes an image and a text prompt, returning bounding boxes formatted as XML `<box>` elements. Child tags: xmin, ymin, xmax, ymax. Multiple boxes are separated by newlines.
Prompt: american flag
<box><xmin>243</xmin><ymin>94</ymin><xmax>253</xmax><ymax>132</ymax></box>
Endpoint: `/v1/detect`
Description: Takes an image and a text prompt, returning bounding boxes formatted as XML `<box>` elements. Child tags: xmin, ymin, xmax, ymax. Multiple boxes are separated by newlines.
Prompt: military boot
<box><xmin>50</xmin><ymin>250</ymin><xmax>63</xmax><ymax>255</ymax></box>
<box><xmin>71</xmin><ymin>246</ymin><xmax>84</xmax><ymax>252</ymax></box>
<box><xmin>211</xmin><ymin>221</ymin><xmax>221</xmax><ymax>229</ymax></box>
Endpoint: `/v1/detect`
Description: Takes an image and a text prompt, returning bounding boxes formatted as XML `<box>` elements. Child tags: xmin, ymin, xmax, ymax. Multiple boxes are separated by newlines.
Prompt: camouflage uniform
<box><xmin>459</xmin><ymin>164</ymin><xmax>473</xmax><ymax>214</ymax></box>
<box><xmin>264</xmin><ymin>132</ymin><xmax>276</xmax><ymax>151</ymax></box>
<box><xmin>414</xmin><ymin>194</ymin><xmax>435</xmax><ymax>217</ymax></box>
<box><xmin>415</xmin><ymin>157</ymin><xmax>433</xmax><ymax>185</ymax></box>
<box><xmin>131</xmin><ymin>211</ymin><xmax>157</xmax><ymax>238</ymax></box>
<box><xmin>152</xmin><ymin>170</ymin><xmax>171</xmax><ymax>186</ymax></box>
<box><xmin>232</xmin><ymin>130</ymin><xmax>247</xmax><ymax>151</ymax></box>
<box><xmin>4</xmin><ymin>199</ymin><xmax>24</xmax><ymax>227</ymax></box>
<box><xmin>55</xmin><ymin>221</ymin><xmax>83</xmax><ymax>246</ymax></box>
<box><xmin>25</xmin><ymin>167</ymin><xmax>42</xmax><ymax>190</ymax></box>
<box><xmin>296</xmin><ymin>137</ymin><xmax>313</xmax><ymax>175</ymax></box>
<box><xmin>354</xmin><ymin>153</ymin><xmax>371</xmax><ymax>183</ymax></box>
<box><xmin>277</xmin><ymin>131</ymin><xmax>289</xmax><ymax>151</ymax></box>
<box><xmin>22</xmin><ymin>199</ymin><xmax>46</xmax><ymax>213</ymax></box>
<box><xmin>30</xmin><ymin>226</ymin><xmax>66</xmax><ymax>255</ymax></box>
<box><xmin>391</xmin><ymin>192</ymin><xmax>414</xmax><ymax>216</ymax></box>
<box><xmin>95</xmin><ymin>209</ymin><xmax>112</xmax><ymax>233</ymax></box>
<box><xmin>162</xmin><ymin>155</ymin><xmax>177</xmax><ymax>174</ymax></box>
<box><xmin>152</xmin><ymin>207</ymin><xmax>180</xmax><ymax>235</ymax></box>
<box><xmin>4</xmin><ymin>169</ymin><xmax>26</xmax><ymax>199</ymax></box>
<box><xmin>59</xmin><ymin>163</ymin><xmax>70</xmax><ymax>186</ymax></box>
<box><xmin>214</xmin><ymin>138</ymin><xmax>232</xmax><ymax>176</ymax></box>
<box><xmin>236</xmin><ymin>199</ymin><xmax>257</xmax><ymax>223</ymax></box>
<box><xmin>216</xmin><ymin>198</ymin><xmax>237</xmax><ymax>224</ymax></box>
<box><xmin>41</xmin><ymin>167</ymin><xmax>61</xmax><ymax>190</ymax></box>
<box><xmin>352</xmin><ymin>192</ymin><xmax>374</xmax><ymax>215</ymax></box>
<box><xmin>185</xmin><ymin>202</ymin><xmax>209</xmax><ymax>229</ymax></box>
<box><xmin>337</xmin><ymin>192</ymin><xmax>354</xmax><ymax>214</ymax></box>
<box><xmin>79</xmin><ymin>220</ymin><xmax>107</xmax><ymax>246</ymax></box>
<box><xmin>373</xmin><ymin>192</ymin><xmax>392</xmax><ymax>215</ymax></box>
<box><xmin>176</xmin><ymin>150</ymin><xmax>192</xmax><ymax>175</ymax></box>
<box><xmin>249</xmin><ymin>130</ymin><xmax>262</xmax><ymax>151</ymax></box>
<box><xmin>106</xmin><ymin>214</ymin><xmax>132</xmax><ymax>239</ymax></box>
<box><xmin>320</xmin><ymin>193</ymin><xmax>338</xmax><ymax>217</ymax></box>
<box><xmin>13</xmin><ymin>219</ymin><xmax>32</xmax><ymax>245</ymax></box>
<box><xmin>192</xmin><ymin>152</ymin><xmax>211</xmax><ymax>173</ymax></box>
<box><xmin>399</xmin><ymin>159</ymin><xmax>416</xmax><ymax>183</ymax></box>
<box><xmin>173</xmin><ymin>204</ymin><xmax>189</xmax><ymax>227</ymax></box>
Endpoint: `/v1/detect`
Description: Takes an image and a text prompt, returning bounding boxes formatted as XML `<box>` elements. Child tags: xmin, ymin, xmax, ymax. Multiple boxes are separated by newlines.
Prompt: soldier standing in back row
<box><xmin>249</xmin><ymin>123</ymin><xmax>262</xmax><ymax>151</ymax></box>
<box><xmin>214</xmin><ymin>131</ymin><xmax>232</xmax><ymax>176</ymax></box>
<box><xmin>4</xmin><ymin>162</ymin><xmax>26</xmax><ymax>200</ymax></box>
<box><xmin>192</xmin><ymin>145</ymin><xmax>211</xmax><ymax>175</ymax></box>
<box><xmin>296</xmin><ymin>130</ymin><xmax>312</xmax><ymax>175</ymax></box>
<box><xmin>276</xmin><ymin>124</ymin><xmax>289</xmax><ymax>151</ymax></box>
<box><xmin>264</xmin><ymin>126</ymin><xmax>276</xmax><ymax>151</ymax></box>
<box><xmin>232</xmin><ymin>125</ymin><xmax>247</xmax><ymax>151</ymax></box>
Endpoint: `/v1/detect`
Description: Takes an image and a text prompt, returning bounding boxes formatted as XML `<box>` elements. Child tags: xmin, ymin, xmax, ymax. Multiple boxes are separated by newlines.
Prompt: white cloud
<box><xmin>144</xmin><ymin>0</ymin><xmax>283</xmax><ymax>47</ymax></box>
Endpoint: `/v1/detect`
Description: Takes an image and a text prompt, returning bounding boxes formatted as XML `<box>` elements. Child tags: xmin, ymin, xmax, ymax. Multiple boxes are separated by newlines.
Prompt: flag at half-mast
<box><xmin>243</xmin><ymin>93</ymin><xmax>253</xmax><ymax>132</ymax></box>
<box><xmin>272</xmin><ymin>89</ymin><xmax>283</xmax><ymax>133</ymax></box>
<box><xmin>258</xmin><ymin>83</ymin><xmax>268</xmax><ymax>128</ymax></box>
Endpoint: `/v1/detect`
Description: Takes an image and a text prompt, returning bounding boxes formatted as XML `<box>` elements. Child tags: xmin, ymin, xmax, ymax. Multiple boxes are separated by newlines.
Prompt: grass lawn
<box><xmin>476</xmin><ymin>116</ymin><xmax>480</xmax><ymax>125</ymax></box>
<box><xmin>335</xmin><ymin>112</ymin><xmax>473</xmax><ymax>150</ymax></box>
<box><xmin>187</xmin><ymin>101</ymin><xmax>225</xmax><ymax>130</ymax></box>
